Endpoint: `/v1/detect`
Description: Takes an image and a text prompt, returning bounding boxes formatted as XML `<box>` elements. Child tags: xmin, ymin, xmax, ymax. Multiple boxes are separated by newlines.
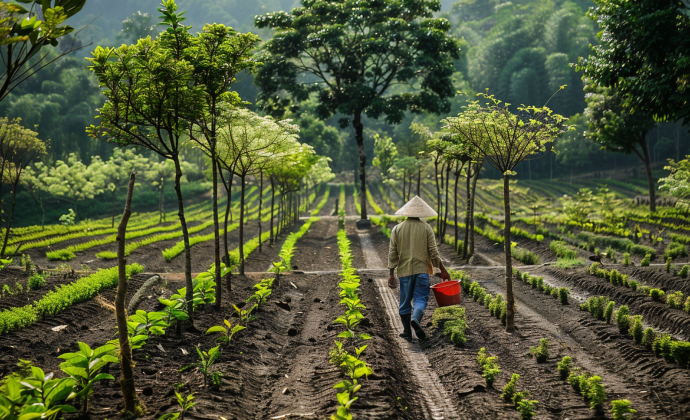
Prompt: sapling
<box><xmin>578</xmin><ymin>373</ymin><xmax>590</xmax><ymax>398</ymax></box>
<box><xmin>516</xmin><ymin>399</ymin><xmax>538</xmax><ymax>420</ymax></box>
<box><xmin>206</xmin><ymin>319</ymin><xmax>246</xmax><ymax>346</ymax></box>
<box><xmin>483</xmin><ymin>294</ymin><xmax>493</xmax><ymax>308</ymax></box>
<box><xmin>642</xmin><ymin>327</ymin><xmax>656</xmax><ymax>347</ymax></box>
<box><xmin>684</xmin><ymin>296</ymin><xmax>690</xmax><ymax>313</ymax></box>
<box><xmin>512</xmin><ymin>390</ymin><xmax>530</xmax><ymax>405</ymax></box>
<box><xmin>649</xmin><ymin>288</ymin><xmax>665</xmax><ymax>302</ymax></box>
<box><xmin>233</xmin><ymin>304</ymin><xmax>257</xmax><ymax>327</ymax></box>
<box><xmin>610</xmin><ymin>399</ymin><xmax>637</xmax><ymax>420</ymax></box>
<box><xmin>666</xmin><ymin>257</ymin><xmax>672</xmax><ymax>273</ymax></box>
<box><xmin>501</xmin><ymin>373</ymin><xmax>520</xmax><ymax>402</ymax></box>
<box><xmin>530</xmin><ymin>338</ymin><xmax>549</xmax><ymax>363</ymax></box>
<box><xmin>181</xmin><ymin>346</ymin><xmax>222</xmax><ymax>387</ymax></box>
<box><xmin>623</xmin><ymin>253</ymin><xmax>630</xmax><ymax>266</ymax></box>
<box><xmin>604</xmin><ymin>301</ymin><xmax>615</xmax><ymax>324</ymax></box>
<box><xmin>629</xmin><ymin>280</ymin><xmax>639</xmax><ymax>291</ymax></box>
<box><xmin>680</xmin><ymin>265</ymin><xmax>689</xmax><ymax>278</ymax></box>
<box><xmin>557</xmin><ymin>356</ymin><xmax>572</xmax><ymax>379</ymax></box>
<box><xmin>567</xmin><ymin>369</ymin><xmax>584</xmax><ymax>393</ymax></box>
<box><xmin>671</xmin><ymin>341</ymin><xmax>690</xmax><ymax>368</ymax></box>
<box><xmin>558</xmin><ymin>288</ymin><xmax>569</xmax><ymax>305</ymax></box>
<box><xmin>550</xmin><ymin>288</ymin><xmax>558</xmax><ymax>298</ymax></box>
<box><xmin>667</xmin><ymin>291</ymin><xmax>684</xmax><ymax>310</ymax></box>
<box><xmin>477</xmin><ymin>348</ymin><xmax>500</xmax><ymax>386</ymax></box>
<box><xmin>652</xmin><ymin>334</ymin><xmax>673</xmax><ymax>361</ymax></box>
<box><xmin>58</xmin><ymin>342</ymin><xmax>118</xmax><ymax>412</ymax></box>
<box><xmin>616</xmin><ymin>306</ymin><xmax>631</xmax><ymax>335</ymax></box>
<box><xmin>28</xmin><ymin>272</ymin><xmax>46</xmax><ymax>290</ymax></box>
<box><xmin>630</xmin><ymin>316</ymin><xmax>644</xmax><ymax>344</ymax></box>
<box><xmin>586</xmin><ymin>376</ymin><xmax>606</xmax><ymax>411</ymax></box>
<box><xmin>329</xmin><ymin>341</ymin><xmax>350</xmax><ymax>368</ymax></box>
<box><xmin>159</xmin><ymin>391</ymin><xmax>195</xmax><ymax>420</ymax></box>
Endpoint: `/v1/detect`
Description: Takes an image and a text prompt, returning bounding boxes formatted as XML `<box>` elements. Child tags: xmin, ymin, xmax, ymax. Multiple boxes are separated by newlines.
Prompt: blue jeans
<box><xmin>398</xmin><ymin>273</ymin><xmax>430</xmax><ymax>324</ymax></box>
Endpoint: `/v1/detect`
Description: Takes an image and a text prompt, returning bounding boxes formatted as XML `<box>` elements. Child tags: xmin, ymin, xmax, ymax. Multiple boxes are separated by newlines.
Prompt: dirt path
<box><xmin>355</xmin><ymin>227</ymin><xmax>461</xmax><ymax>419</ymax></box>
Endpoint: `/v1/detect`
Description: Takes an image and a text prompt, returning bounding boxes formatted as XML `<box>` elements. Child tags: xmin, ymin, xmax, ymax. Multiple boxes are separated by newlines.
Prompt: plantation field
<box><xmin>2</xmin><ymin>179</ymin><xmax>690</xmax><ymax>419</ymax></box>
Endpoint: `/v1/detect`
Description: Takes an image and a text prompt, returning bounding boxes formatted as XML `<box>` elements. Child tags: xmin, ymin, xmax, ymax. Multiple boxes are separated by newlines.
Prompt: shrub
<box><xmin>0</xmin><ymin>305</ymin><xmax>38</xmax><ymax>334</ymax></box>
<box><xmin>666</xmin><ymin>257</ymin><xmax>673</xmax><ymax>273</ymax></box>
<box><xmin>671</xmin><ymin>341</ymin><xmax>690</xmax><ymax>368</ymax></box>
<box><xmin>639</xmin><ymin>285</ymin><xmax>651</xmax><ymax>296</ymax></box>
<box><xmin>665</xmin><ymin>242</ymin><xmax>687</xmax><ymax>260</ymax></box>
<box><xmin>581</xmin><ymin>296</ymin><xmax>610</xmax><ymax>320</ymax></box>
<box><xmin>623</xmin><ymin>253</ymin><xmax>630</xmax><ymax>266</ymax></box>
<box><xmin>557</xmin><ymin>356</ymin><xmax>572</xmax><ymax>379</ymax></box>
<box><xmin>477</xmin><ymin>348</ymin><xmax>500</xmax><ymax>386</ymax></box>
<box><xmin>27</xmin><ymin>272</ymin><xmax>46</xmax><ymax>290</ymax></box>
<box><xmin>642</xmin><ymin>327</ymin><xmax>656</xmax><ymax>347</ymax></box>
<box><xmin>649</xmin><ymin>288</ymin><xmax>665</xmax><ymax>302</ymax></box>
<box><xmin>605</xmin><ymin>246</ymin><xmax>616</xmax><ymax>261</ymax></box>
<box><xmin>433</xmin><ymin>306</ymin><xmax>467</xmax><ymax>346</ymax></box>
<box><xmin>530</xmin><ymin>338</ymin><xmax>549</xmax><ymax>363</ymax></box>
<box><xmin>516</xmin><ymin>399</ymin><xmax>538</xmax><ymax>420</ymax></box>
<box><xmin>630</xmin><ymin>315</ymin><xmax>644</xmax><ymax>344</ymax></box>
<box><xmin>567</xmin><ymin>370</ymin><xmax>585</xmax><ymax>393</ymax></box>
<box><xmin>667</xmin><ymin>291</ymin><xmax>684</xmax><ymax>310</ymax></box>
<box><xmin>604</xmin><ymin>301</ymin><xmax>615</xmax><ymax>324</ymax></box>
<box><xmin>685</xmin><ymin>296</ymin><xmax>690</xmax><ymax>313</ymax></box>
<box><xmin>611</xmin><ymin>400</ymin><xmax>637</xmax><ymax>420</ymax></box>
<box><xmin>652</xmin><ymin>333</ymin><xmax>673</xmax><ymax>361</ymax></box>
<box><xmin>554</xmin><ymin>287</ymin><xmax>568</xmax><ymax>305</ymax></box>
<box><xmin>489</xmin><ymin>294</ymin><xmax>504</xmax><ymax>319</ymax></box>
<box><xmin>629</xmin><ymin>280</ymin><xmax>639</xmax><ymax>291</ymax></box>
<box><xmin>587</xmin><ymin>262</ymin><xmax>604</xmax><ymax>277</ymax></box>
<box><xmin>640</xmin><ymin>253</ymin><xmax>651</xmax><ymax>267</ymax></box>
<box><xmin>483</xmin><ymin>294</ymin><xmax>493</xmax><ymax>308</ymax></box>
<box><xmin>616</xmin><ymin>306</ymin><xmax>631</xmax><ymax>335</ymax></box>
<box><xmin>550</xmin><ymin>288</ymin><xmax>558</xmax><ymax>298</ymax></box>
<box><xmin>550</xmin><ymin>241</ymin><xmax>578</xmax><ymax>259</ymax></box>
<box><xmin>513</xmin><ymin>247</ymin><xmax>539</xmax><ymax>265</ymax></box>
<box><xmin>585</xmin><ymin>376</ymin><xmax>606</xmax><ymax>411</ymax></box>
<box><xmin>501</xmin><ymin>373</ymin><xmax>520</xmax><ymax>402</ymax></box>
<box><xmin>680</xmin><ymin>265</ymin><xmax>690</xmax><ymax>278</ymax></box>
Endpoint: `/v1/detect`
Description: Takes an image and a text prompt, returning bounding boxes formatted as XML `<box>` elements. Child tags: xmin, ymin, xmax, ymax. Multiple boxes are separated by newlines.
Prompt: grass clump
<box><xmin>680</xmin><ymin>265</ymin><xmax>690</xmax><ymax>278</ymax></box>
<box><xmin>665</xmin><ymin>241</ymin><xmax>687</xmax><ymax>260</ymax></box>
<box><xmin>512</xmin><ymin>247</ymin><xmax>539</xmax><ymax>265</ymax></box>
<box><xmin>477</xmin><ymin>348</ymin><xmax>500</xmax><ymax>386</ymax></box>
<box><xmin>550</xmin><ymin>241</ymin><xmax>578</xmax><ymax>259</ymax></box>
<box><xmin>553</xmin><ymin>257</ymin><xmax>585</xmax><ymax>269</ymax></box>
<box><xmin>27</xmin><ymin>272</ymin><xmax>46</xmax><ymax>290</ymax></box>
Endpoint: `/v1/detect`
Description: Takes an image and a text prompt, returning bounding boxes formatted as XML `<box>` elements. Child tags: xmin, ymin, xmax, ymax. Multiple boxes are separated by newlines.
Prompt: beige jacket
<box><xmin>387</xmin><ymin>218</ymin><xmax>442</xmax><ymax>278</ymax></box>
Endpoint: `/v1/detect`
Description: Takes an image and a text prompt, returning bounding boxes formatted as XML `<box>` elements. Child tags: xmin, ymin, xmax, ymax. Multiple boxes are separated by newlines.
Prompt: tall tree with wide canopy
<box><xmin>87</xmin><ymin>0</ymin><xmax>204</xmax><ymax>318</ymax></box>
<box><xmin>577</xmin><ymin>0</ymin><xmax>690</xmax><ymax>126</ymax></box>
<box><xmin>583</xmin><ymin>84</ymin><xmax>658</xmax><ymax>211</ymax></box>
<box><xmin>444</xmin><ymin>93</ymin><xmax>568</xmax><ymax>332</ymax></box>
<box><xmin>255</xmin><ymin>0</ymin><xmax>460</xmax><ymax>221</ymax></box>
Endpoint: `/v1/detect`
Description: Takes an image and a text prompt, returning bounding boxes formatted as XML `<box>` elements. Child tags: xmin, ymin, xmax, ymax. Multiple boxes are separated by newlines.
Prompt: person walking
<box><xmin>388</xmin><ymin>196</ymin><xmax>449</xmax><ymax>340</ymax></box>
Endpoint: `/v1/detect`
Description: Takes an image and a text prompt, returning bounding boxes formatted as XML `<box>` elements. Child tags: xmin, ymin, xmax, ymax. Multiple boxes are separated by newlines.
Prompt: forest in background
<box><xmin>1</xmin><ymin>0</ymin><xmax>687</xmax><ymax>188</ymax></box>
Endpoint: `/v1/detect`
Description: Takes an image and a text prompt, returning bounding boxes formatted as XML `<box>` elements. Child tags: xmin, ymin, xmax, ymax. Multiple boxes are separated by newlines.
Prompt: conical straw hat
<box><xmin>395</xmin><ymin>195</ymin><xmax>437</xmax><ymax>218</ymax></box>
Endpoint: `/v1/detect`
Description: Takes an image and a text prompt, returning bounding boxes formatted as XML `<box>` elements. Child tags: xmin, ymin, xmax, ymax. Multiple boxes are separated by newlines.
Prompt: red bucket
<box><xmin>431</xmin><ymin>280</ymin><xmax>462</xmax><ymax>307</ymax></box>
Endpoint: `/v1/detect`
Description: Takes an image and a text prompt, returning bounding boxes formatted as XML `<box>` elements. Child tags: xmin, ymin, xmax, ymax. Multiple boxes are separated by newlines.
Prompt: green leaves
<box><xmin>205</xmin><ymin>318</ymin><xmax>245</xmax><ymax>345</ymax></box>
<box><xmin>58</xmin><ymin>342</ymin><xmax>117</xmax><ymax>410</ymax></box>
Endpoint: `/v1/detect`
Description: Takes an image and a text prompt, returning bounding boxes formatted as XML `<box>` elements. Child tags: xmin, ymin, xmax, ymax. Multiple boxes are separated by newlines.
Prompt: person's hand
<box><xmin>438</xmin><ymin>267</ymin><xmax>450</xmax><ymax>280</ymax></box>
<box><xmin>388</xmin><ymin>275</ymin><xmax>398</xmax><ymax>289</ymax></box>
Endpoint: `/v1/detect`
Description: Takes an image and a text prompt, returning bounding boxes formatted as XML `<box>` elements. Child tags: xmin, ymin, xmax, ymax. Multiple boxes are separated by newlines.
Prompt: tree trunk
<box><xmin>39</xmin><ymin>199</ymin><xmax>45</xmax><ymax>230</ymax></box>
<box><xmin>417</xmin><ymin>161</ymin><xmax>421</xmax><ymax>197</ymax></box>
<box><xmin>159</xmin><ymin>178</ymin><xmax>165</xmax><ymax>223</ymax></box>
<box><xmin>239</xmin><ymin>174</ymin><xmax>246</xmax><ymax>275</ymax></box>
<box><xmin>115</xmin><ymin>172</ymin><xmax>142</xmax><ymax>416</ymax></box>
<box><xmin>1</xmin><ymin>174</ymin><xmax>20</xmax><ymax>257</ymax></box>
<box><xmin>352</xmin><ymin>112</ymin><xmax>368</xmax><ymax>220</ymax></box>
<box><xmin>462</xmin><ymin>165</ymin><xmax>472</xmax><ymax>260</ymax></box>
<box><xmin>639</xmin><ymin>135</ymin><xmax>656</xmax><ymax>212</ymax></box>
<box><xmin>219</xmin><ymin>168</ymin><xmax>233</xmax><ymax>293</ymax></box>
<box><xmin>434</xmin><ymin>158</ymin><xmax>441</xmax><ymax>236</ymax></box>
<box><xmin>469</xmin><ymin>161</ymin><xmax>482</xmax><ymax>256</ymax></box>
<box><xmin>402</xmin><ymin>170</ymin><xmax>407</xmax><ymax>204</ymax></box>
<box><xmin>111</xmin><ymin>191</ymin><xmax>116</xmax><ymax>228</ymax></box>
<box><xmin>453</xmin><ymin>166</ymin><xmax>460</xmax><ymax>253</ymax></box>
<box><xmin>408</xmin><ymin>171</ymin><xmax>413</xmax><ymax>201</ymax></box>
<box><xmin>503</xmin><ymin>174</ymin><xmax>515</xmax><ymax>333</ymax></box>
<box><xmin>443</xmin><ymin>163</ymin><xmax>450</xmax><ymax>238</ymax></box>
<box><xmin>212</xmin><ymin>158</ymin><xmax>222</xmax><ymax>309</ymax></box>
<box><xmin>259</xmin><ymin>172</ymin><xmax>263</xmax><ymax>253</ymax></box>
<box><xmin>270</xmin><ymin>177</ymin><xmax>275</xmax><ymax>245</ymax></box>
<box><xmin>173</xmin><ymin>156</ymin><xmax>193</xmax><ymax>318</ymax></box>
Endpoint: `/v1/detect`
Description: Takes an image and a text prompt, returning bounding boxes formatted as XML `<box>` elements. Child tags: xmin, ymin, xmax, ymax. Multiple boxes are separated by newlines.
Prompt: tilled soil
<box><xmin>4</xmin><ymin>214</ymin><xmax>690</xmax><ymax>419</ymax></box>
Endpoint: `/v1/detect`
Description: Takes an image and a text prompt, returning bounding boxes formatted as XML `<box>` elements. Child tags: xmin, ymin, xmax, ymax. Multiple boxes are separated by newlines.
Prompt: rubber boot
<box><xmin>411</xmin><ymin>316</ymin><xmax>427</xmax><ymax>340</ymax></box>
<box><xmin>399</xmin><ymin>314</ymin><xmax>412</xmax><ymax>339</ymax></box>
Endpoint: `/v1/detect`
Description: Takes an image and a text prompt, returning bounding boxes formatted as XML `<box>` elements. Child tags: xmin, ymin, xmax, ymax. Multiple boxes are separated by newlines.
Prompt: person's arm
<box><xmin>388</xmin><ymin>226</ymin><xmax>399</xmax><ymax>288</ymax></box>
<box><xmin>426</xmin><ymin>224</ymin><xmax>449</xmax><ymax>279</ymax></box>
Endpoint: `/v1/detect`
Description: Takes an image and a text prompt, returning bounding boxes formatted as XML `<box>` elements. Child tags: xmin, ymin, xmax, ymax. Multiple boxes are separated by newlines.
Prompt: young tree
<box><xmin>113</xmin><ymin>172</ymin><xmax>144</xmax><ymax>417</ymax></box>
<box><xmin>444</xmin><ymin>93</ymin><xmax>568</xmax><ymax>332</ymax></box>
<box><xmin>0</xmin><ymin>0</ymin><xmax>87</xmax><ymax>103</ymax></box>
<box><xmin>0</xmin><ymin>121</ymin><xmax>46</xmax><ymax>255</ymax></box>
<box><xmin>583</xmin><ymin>84</ymin><xmax>658</xmax><ymax>211</ymax></box>
<box><xmin>255</xmin><ymin>1</ymin><xmax>460</xmax><ymax>221</ymax></box>
<box><xmin>659</xmin><ymin>156</ymin><xmax>690</xmax><ymax>211</ymax></box>
<box><xmin>372</xmin><ymin>134</ymin><xmax>398</xmax><ymax>197</ymax></box>
<box><xmin>86</xmin><ymin>0</ymin><xmax>203</xmax><ymax>318</ymax></box>
<box><xmin>186</xmin><ymin>22</ymin><xmax>260</xmax><ymax>305</ymax></box>
<box><xmin>91</xmin><ymin>148</ymin><xmax>151</xmax><ymax>228</ymax></box>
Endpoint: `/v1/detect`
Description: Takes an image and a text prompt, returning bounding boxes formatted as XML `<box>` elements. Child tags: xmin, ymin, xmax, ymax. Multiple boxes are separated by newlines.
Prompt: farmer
<box><xmin>388</xmin><ymin>196</ymin><xmax>449</xmax><ymax>340</ymax></box>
